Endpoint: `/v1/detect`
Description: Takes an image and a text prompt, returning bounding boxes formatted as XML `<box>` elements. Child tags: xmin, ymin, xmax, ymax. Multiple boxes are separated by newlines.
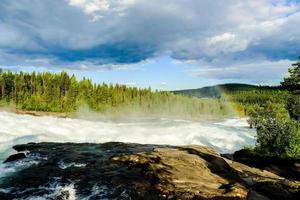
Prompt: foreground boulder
<box><xmin>0</xmin><ymin>142</ymin><xmax>299</xmax><ymax>199</ymax></box>
<box><xmin>113</xmin><ymin>146</ymin><xmax>300</xmax><ymax>199</ymax></box>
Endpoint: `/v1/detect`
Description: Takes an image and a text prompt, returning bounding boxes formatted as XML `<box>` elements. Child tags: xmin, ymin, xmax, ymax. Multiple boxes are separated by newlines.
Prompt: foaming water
<box><xmin>19</xmin><ymin>181</ymin><xmax>76</xmax><ymax>200</ymax></box>
<box><xmin>0</xmin><ymin>111</ymin><xmax>255</xmax><ymax>162</ymax></box>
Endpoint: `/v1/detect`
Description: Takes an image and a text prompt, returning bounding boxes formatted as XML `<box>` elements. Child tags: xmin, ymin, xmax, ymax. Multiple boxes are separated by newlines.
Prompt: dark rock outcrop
<box><xmin>1</xmin><ymin>142</ymin><xmax>300</xmax><ymax>199</ymax></box>
<box><xmin>113</xmin><ymin>145</ymin><xmax>300</xmax><ymax>199</ymax></box>
<box><xmin>4</xmin><ymin>152</ymin><xmax>26</xmax><ymax>163</ymax></box>
<box><xmin>231</xmin><ymin>149</ymin><xmax>300</xmax><ymax>180</ymax></box>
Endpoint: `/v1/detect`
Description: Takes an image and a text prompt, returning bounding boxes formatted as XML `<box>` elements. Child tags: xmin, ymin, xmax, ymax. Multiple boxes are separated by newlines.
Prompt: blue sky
<box><xmin>1</xmin><ymin>0</ymin><xmax>300</xmax><ymax>90</ymax></box>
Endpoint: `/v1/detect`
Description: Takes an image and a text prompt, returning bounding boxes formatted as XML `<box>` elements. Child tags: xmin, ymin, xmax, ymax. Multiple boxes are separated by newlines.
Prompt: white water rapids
<box><xmin>0</xmin><ymin>111</ymin><xmax>255</xmax><ymax>161</ymax></box>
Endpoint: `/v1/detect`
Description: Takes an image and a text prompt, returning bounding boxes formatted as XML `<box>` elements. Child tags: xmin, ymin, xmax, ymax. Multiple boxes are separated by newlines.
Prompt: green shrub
<box><xmin>248</xmin><ymin>56</ymin><xmax>300</xmax><ymax>159</ymax></box>
<box><xmin>249</xmin><ymin>102</ymin><xmax>299</xmax><ymax>158</ymax></box>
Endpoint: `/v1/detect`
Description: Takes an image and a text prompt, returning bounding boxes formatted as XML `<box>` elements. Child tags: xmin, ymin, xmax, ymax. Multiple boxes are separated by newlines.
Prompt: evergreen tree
<box><xmin>282</xmin><ymin>56</ymin><xmax>300</xmax><ymax>93</ymax></box>
<box><xmin>282</xmin><ymin>56</ymin><xmax>300</xmax><ymax>120</ymax></box>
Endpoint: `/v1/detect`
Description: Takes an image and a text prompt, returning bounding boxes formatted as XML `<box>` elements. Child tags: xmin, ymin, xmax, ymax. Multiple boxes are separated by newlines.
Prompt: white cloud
<box><xmin>67</xmin><ymin>0</ymin><xmax>137</xmax><ymax>20</ymax></box>
<box><xmin>190</xmin><ymin>59</ymin><xmax>292</xmax><ymax>82</ymax></box>
<box><xmin>0</xmin><ymin>0</ymin><xmax>299</xmax><ymax>83</ymax></box>
<box><xmin>68</xmin><ymin>0</ymin><xmax>110</xmax><ymax>14</ymax></box>
<box><xmin>208</xmin><ymin>33</ymin><xmax>236</xmax><ymax>45</ymax></box>
<box><xmin>205</xmin><ymin>32</ymin><xmax>248</xmax><ymax>55</ymax></box>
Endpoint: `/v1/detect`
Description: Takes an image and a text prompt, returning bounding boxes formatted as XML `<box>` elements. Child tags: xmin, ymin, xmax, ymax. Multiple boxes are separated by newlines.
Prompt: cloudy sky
<box><xmin>0</xmin><ymin>0</ymin><xmax>300</xmax><ymax>90</ymax></box>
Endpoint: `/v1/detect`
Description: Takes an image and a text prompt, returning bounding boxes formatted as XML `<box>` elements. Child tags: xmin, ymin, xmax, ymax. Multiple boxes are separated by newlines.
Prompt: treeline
<box><xmin>225</xmin><ymin>88</ymin><xmax>288</xmax><ymax>114</ymax></box>
<box><xmin>225</xmin><ymin>87</ymin><xmax>286</xmax><ymax>105</ymax></box>
<box><xmin>0</xmin><ymin>69</ymin><xmax>236</xmax><ymax>118</ymax></box>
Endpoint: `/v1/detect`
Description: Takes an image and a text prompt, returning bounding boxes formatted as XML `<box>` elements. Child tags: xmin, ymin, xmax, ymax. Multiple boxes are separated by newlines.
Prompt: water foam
<box><xmin>0</xmin><ymin>111</ymin><xmax>256</xmax><ymax>164</ymax></box>
<box><xmin>22</xmin><ymin>182</ymin><xmax>76</xmax><ymax>200</ymax></box>
<box><xmin>0</xmin><ymin>159</ymin><xmax>40</xmax><ymax>181</ymax></box>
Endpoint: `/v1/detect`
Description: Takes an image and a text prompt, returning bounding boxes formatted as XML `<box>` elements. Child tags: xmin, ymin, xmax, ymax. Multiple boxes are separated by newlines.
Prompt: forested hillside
<box><xmin>0</xmin><ymin>70</ymin><xmax>236</xmax><ymax>118</ymax></box>
<box><xmin>173</xmin><ymin>83</ymin><xmax>288</xmax><ymax>114</ymax></box>
<box><xmin>173</xmin><ymin>84</ymin><xmax>282</xmax><ymax>98</ymax></box>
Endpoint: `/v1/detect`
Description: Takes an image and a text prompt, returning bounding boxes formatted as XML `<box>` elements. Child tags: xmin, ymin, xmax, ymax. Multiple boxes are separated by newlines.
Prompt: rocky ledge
<box><xmin>0</xmin><ymin>142</ymin><xmax>299</xmax><ymax>200</ymax></box>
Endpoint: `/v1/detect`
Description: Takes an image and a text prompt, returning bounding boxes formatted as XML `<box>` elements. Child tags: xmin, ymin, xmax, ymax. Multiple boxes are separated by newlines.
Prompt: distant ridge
<box><xmin>172</xmin><ymin>83</ymin><xmax>282</xmax><ymax>98</ymax></box>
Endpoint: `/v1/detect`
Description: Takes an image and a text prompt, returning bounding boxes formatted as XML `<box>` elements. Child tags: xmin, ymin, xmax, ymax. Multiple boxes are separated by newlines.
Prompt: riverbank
<box><xmin>0</xmin><ymin>107</ymin><xmax>68</xmax><ymax>118</ymax></box>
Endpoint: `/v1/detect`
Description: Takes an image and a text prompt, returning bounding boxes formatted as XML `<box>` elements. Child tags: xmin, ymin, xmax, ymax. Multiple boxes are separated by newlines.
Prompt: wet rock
<box><xmin>247</xmin><ymin>190</ymin><xmax>270</xmax><ymax>200</ymax></box>
<box><xmin>1</xmin><ymin>142</ymin><xmax>161</xmax><ymax>200</ymax></box>
<box><xmin>4</xmin><ymin>152</ymin><xmax>26</xmax><ymax>163</ymax></box>
<box><xmin>113</xmin><ymin>145</ymin><xmax>300</xmax><ymax>199</ymax></box>
<box><xmin>116</xmin><ymin>146</ymin><xmax>239</xmax><ymax>198</ymax></box>
<box><xmin>1</xmin><ymin>142</ymin><xmax>300</xmax><ymax>199</ymax></box>
<box><xmin>253</xmin><ymin>182</ymin><xmax>296</xmax><ymax>200</ymax></box>
<box><xmin>0</xmin><ymin>192</ymin><xmax>14</xmax><ymax>200</ymax></box>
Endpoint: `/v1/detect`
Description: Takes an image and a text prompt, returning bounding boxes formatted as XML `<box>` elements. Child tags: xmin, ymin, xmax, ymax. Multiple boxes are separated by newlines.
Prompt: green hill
<box><xmin>172</xmin><ymin>83</ymin><xmax>282</xmax><ymax>98</ymax></box>
<box><xmin>172</xmin><ymin>83</ymin><xmax>288</xmax><ymax>116</ymax></box>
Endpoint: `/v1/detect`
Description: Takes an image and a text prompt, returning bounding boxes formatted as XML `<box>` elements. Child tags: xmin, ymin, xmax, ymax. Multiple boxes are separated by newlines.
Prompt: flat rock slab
<box><xmin>1</xmin><ymin>142</ymin><xmax>300</xmax><ymax>199</ymax></box>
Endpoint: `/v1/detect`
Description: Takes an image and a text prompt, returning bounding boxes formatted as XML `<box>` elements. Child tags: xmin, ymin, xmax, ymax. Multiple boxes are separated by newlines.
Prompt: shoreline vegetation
<box><xmin>0</xmin><ymin>107</ymin><xmax>69</xmax><ymax>118</ymax></box>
